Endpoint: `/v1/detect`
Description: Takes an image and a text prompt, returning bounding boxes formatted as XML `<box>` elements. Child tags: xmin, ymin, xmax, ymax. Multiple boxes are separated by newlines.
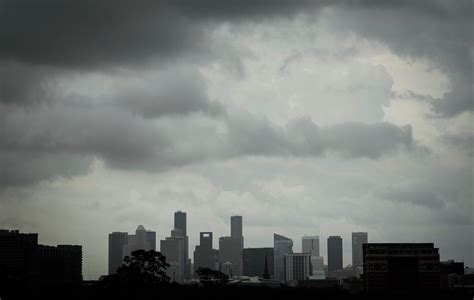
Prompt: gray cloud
<box><xmin>115</xmin><ymin>69</ymin><xmax>224</xmax><ymax>118</ymax></box>
<box><xmin>227</xmin><ymin>114</ymin><xmax>414</xmax><ymax>159</ymax></box>
<box><xmin>0</xmin><ymin>61</ymin><xmax>61</xmax><ymax>105</ymax></box>
<box><xmin>0</xmin><ymin>101</ymin><xmax>415</xmax><ymax>187</ymax></box>
<box><xmin>330</xmin><ymin>0</ymin><xmax>473</xmax><ymax>117</ymax></box>
<box><xmin>1</xmin><ymin>0</ymin><xmax>470</xmax><ymax>117</ymax></box>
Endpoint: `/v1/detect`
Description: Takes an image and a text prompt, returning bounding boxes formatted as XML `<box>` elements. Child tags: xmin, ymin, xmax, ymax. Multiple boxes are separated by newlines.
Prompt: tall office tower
<box><xmin>108</xmin><ymin>232</ymin><xmax>128</xmax><ymax>274</ymax></box>
<box><xmin>274</xmin><ymin>234</ymin><xmax>293</xmax><ymax>282</ymax></box>
<box><xmin>302</xmin><ymin>236</ymin><xmax>320</xmax><ymax>257</ymax></box>
<box><xmin>284</xmin><ymin>253</ymin><xmax>311</xmax><ymax>282</ymax></box>
<box><xmin>147</xmin><ymin>231</ymin><xmax>156</xmax><ymax>251</ymax></box>
<box><xmin>136</xmin><ymin>225</ymin><xmax>148</xmax><ymax>250</ymax></box>
<box><xmin>174</xmin><ymin>211</ymin><xmax>187</xmax><ymax>236</ymax></box>
<box><xmin>327</xmin><ymin>236</ymin><xmax>343</xmax><ymax>274</ymax></box>
<box><xmin>121</xmin><ymin>225</ymin><xmax>156</xmax><ymax>259</ymax></box>
<box><xmin>363</xmin><ymin>243</ymin><xmax>440</xmax><ymax>292</ymax></box>
<box><xmin>194</xmin><ymin>232</ymin><xmax>217</xmax><ymax>273</ymax></box>
<box><xmin>243</xmin><ymin>247</ymin><xmax>274</xmax><ymax>278</ymax></box>
<box><xmin>352</xmin><ymin>232</ymin><xmax>368</xmax><ymax>267</ymax></box>
<box><xmin>174</xmin><ymin>211</ymin><xmax>189</xmax><ymax>279</ymax></box>
<box><xmin>160</xmin><ymin>229</ymin><xmax>185</xmax><ymax>283</ymax></box>
<box><xmin>231</xmin><ymin>215</ymin><xmax>243</xmax><ymax>239</ymax></box>
<box><xmin>231</xmin><ymin>215</ymin><xmax>244</xmax><ymax>275</ymax></box>
<box><xmin>219</xmin><ymin>236</ymin><xmax>243</xmax><ymax>277</ymax></box>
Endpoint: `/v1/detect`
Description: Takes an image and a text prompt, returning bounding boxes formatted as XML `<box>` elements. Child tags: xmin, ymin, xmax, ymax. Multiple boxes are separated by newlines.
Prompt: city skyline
<box><xmin>0</xmin><ymin>0</ymin><xmax>472</xmax><ymax>282</ymax></box>
<box><xmin>2</xmin><ymin>210</ymin><xmax>472</xmax><ymax>280</ymax></box>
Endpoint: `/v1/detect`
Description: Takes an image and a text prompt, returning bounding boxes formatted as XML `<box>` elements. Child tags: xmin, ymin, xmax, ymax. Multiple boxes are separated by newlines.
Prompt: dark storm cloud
<box><xmin>0</xmin><ymin>0</ymin><xmax>467</xmax><ymax>188</ymax></box>
<box><xmin>1</xmin><ymin>0</ymin><xmax>470</xmax><ymax>115</ymax></box>
<box><xmin>0</xmin><ymin>0</ymin><xmax>321</xmax><ymax>69</ymax></box>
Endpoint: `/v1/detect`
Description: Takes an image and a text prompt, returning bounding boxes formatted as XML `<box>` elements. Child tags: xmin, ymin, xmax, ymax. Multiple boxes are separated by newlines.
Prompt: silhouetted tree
<box><xmin>196</xmin><ymin>267</ymin><xmax>228</xmax><ymax>286</ymax></box>
<box><xmin>100</xmin><ymin>249</ymin><xmax>170</xmax><ymax>289</ymax></box>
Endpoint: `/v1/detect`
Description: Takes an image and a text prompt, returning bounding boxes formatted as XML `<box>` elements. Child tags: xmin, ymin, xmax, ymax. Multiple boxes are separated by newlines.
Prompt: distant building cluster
<box><xmin>104</xmin><ymin>212</ymin><xmax>474</xmax><ymax>292</ymax></box>
<box><xmin>105</xmin><ymin>211</ymin><xmax>472</xmax><ymax>292</ymax></box>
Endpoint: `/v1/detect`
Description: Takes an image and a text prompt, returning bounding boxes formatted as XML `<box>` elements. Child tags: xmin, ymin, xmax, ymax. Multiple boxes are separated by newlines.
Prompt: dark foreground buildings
<box><xmin>0</xmin><ymin>229</ymin><xmax>82</xmax><ymax>287</ymax></box>
<box><xmin>363</xmin><ymin>243</ymin><xmax>440</xmax><ymax>293</ymax></box>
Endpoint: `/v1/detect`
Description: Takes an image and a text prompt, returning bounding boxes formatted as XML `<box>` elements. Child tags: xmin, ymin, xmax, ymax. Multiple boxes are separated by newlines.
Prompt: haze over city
<box><xmin>0</xmin><ymin>0</ymin><xmax>472</xmax><ymax>282</ymax></box>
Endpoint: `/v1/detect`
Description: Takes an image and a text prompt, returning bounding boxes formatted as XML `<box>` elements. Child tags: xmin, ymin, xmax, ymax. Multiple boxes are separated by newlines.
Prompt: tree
<box><xmin>100</xmin><ymin>249</ymin><xmax>170</xmax><ymax>288</ymax></box>
<box><xmin>196</xmin><ymin>267</ymin><xmax>228</xmax><ymax>286</ymax></box>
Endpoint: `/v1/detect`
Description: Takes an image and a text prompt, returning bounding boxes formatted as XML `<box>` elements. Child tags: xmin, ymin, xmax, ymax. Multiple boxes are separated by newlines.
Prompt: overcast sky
<box><xmin>0</xmin><ymin>0</ymin><xmax>473</xmax><ymax>279</ymax></box>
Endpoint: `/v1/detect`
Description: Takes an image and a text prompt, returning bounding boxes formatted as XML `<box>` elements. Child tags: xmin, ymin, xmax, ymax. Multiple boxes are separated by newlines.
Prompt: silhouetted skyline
<box><xmin>0</xmin><ymin>0</ymin><xmax>472</xmax><ymax>283</ymax></box>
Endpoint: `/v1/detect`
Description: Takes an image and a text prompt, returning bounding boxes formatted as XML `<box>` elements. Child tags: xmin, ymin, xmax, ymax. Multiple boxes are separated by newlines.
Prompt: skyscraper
<box><xmin>160</xmin><ymin>228</ymin><xmax>185</xmax><ymax>283</ymax></box>
<box><xmin>194</xmin><ymin>232</ymin><xmax>217</xmax><ymax>273</ymax></box>
<box><xmin>231</xmin><ymin>215</ymin><xmax>244</xmax><ymax>275</ymax></box>
<box><xmin>219</xmin><ymin>236</ymin><xmax>243</xmax><ymax>277</ymax></box>
<box><xmin>108</xmin><ymin>232</ymin><xmax>128</xmax><ymax>275</ymax></box>
<box><xmin>217</xmin><ymin>216</ymin><xmax>244</xmax><ymax>277</ymax></box>
<box><xmin>243</xmin><ymin>247</ymin><xmax>274</xmax><ymax>278</ymax></box>
<box><xmin>174</xmin><ymin>211</ymin><xmax>189</xmax><ymax>279</ymax></box>
<box><xmin>174</xmin><ymin>211</ymin><xmax>187</xmax><ymax>236</ymax></box>
<box><xmin>302</xmin><ymin>235</ymin><xmax>319</xmax><ymax>257</ymax></box>
<box><xmin>274</xmin><ymin>233</ymin><xmax>293</xmax><ymax>282</ymax></box>
<box><xmin>109</xmin><ymin>225</ymin><xmax>156</xmax><ymax>269</ymax></box>
<box><xmin>147</xmin><ymin>231</ymin><xmax>156</xmax><ymax>251</ymax></box>
<box><xmin>352</xmin><ymin>232</ymin><xmax>368</xmax><ymax>267</ymax></box>
<box><xmin>327</xmin><ymin>236</ymin><xmax>343</xmax><ymax>274</ymax></box>
<box><xmin>284</xmin><ymin>253</ymin><xmax>311</xmax><ymax>282</ymax></box>
<box><xmin>302</xmin><ymin>235</ymin><xmax>323</xmax><ymax>279</ymax></box>
<box><xmin>231</xmin><ymin>215</ymin><xmax>242</xmax><ymax>239</ymax></box>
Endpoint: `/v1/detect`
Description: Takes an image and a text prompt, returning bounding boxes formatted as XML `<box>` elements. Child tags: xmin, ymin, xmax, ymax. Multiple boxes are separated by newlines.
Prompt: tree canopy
<box><xmin>101</xmin><ymin>249</ymin><xmax>170</xmax><ymax>288</ymax></box>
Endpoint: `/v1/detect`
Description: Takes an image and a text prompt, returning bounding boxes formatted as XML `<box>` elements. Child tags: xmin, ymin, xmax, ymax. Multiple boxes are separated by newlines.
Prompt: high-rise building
<box><xmin>243</xmin><ymin>247</ymin><xmax>274</xmax><ymax>279</ymax></box>
<box><xmin>219</xmin><ymin>236</ymin><xmax>242</xmax><ymax>277</ymax></box>
<box><xmin>284</xmin><ymin>253</ymin><xmax>311</xmax><ymax>282</ymax></box>
<box><xmin>363</xmin><ymin>243</ymin><xmax>440</xmax><ymax>292</ymax></box>
<box><xmin>194</xmin><ymin>232</ymin><xmax>217</xmax><ymax>273</ymax></box>
<box><xmin>147</xmin><ymin>231</ymin><xmax>156</xmax><ymax>251</ymax></box>
<box><xmin>217</xmin><ymin>216</ymin><xmax>244</xmax><ymax>277</ymax></box>
<box><xmin>231</xmin><ymin>216</ymin><xmax>242</xmax><ymax>239</ymax></box>
<box><xmin>352</xmin><ymin>232</ymin><xmax>368</xmax><ymax>267</ymax></box>
<box><xmin>302</xmin><ymin>236</ymin><xmax>320</xmax><ymax>257</ymax></box>
<box><xmin>108</xmin><ymin>232</ymin><xmax>128</xmax><ymax>275</ymax></box>
<box><xmin>174</xmin><ymin>211</ymin><xmax>189</xmax><ymax>279</ymax></box>
<box><xmin>160</xmin><ymin>229</ymin><xmax>185</xmax><ymax>283</ymax></box>
<box><xmin>274</xmin><ymin>234</ymin><xmax>293</xmax><ymax>282</ymax></box>
<box><xmin>231</xmin><ymin>215</ymin><xmax>244</xmax><ymax>275</ymax></box>
<box><xmin>327</xmin><ymin>236</ymin><xmax>343</xmax><ymax>274</ymax></box>
<box><xmin>109</xmin><ymin>225</ymin><xmax>156</xmax><ymax>273</ymax></box>
<box><xmin>174</xmin><ymin>211</ymin><xmax>187</xmax><ymax>236</ymax></box>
